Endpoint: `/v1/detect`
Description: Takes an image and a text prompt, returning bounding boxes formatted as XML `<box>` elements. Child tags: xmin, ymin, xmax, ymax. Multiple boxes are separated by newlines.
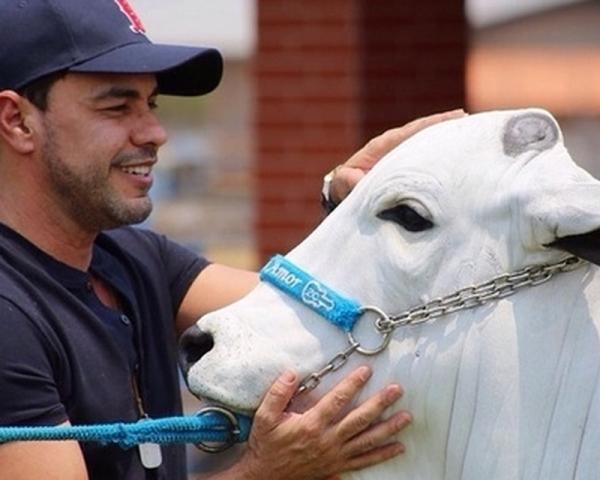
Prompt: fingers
<box><xmin>363</xmin><ymin>108</ymin><xmax>467</xmax><ymax>161</ymax></box>
<box><xmin>394</xmin><ymin>108</ymin><xmax>466</xmax><ymax>141</ymax></box>
<box><xmin>335</xmin><ymin>384</ymin><xmax>404</xmax><ymax>440</ymax></box>
<box><xmin>309</xmin><ymin>366</ymin><xmax>372</xmax><ymax>424</ymax></box>
<box><xmin>341</xmin><ymin>410</ymin><xmax>411</xmax><ymax>457</ymax></box>
<box><xmin>341</xmin><ymin>441</ymin><xmax>405</xmax><ymax>473</ymax></box>
<box><xmin>329</xmin><ymin>168</ymin><xmax>365</xmax><ymax>205</ymax></box>
<box><xmin>330</xmin><ymin>108</ymin><xmax>467</xmax><ymax>203</ymax></box>
<box><xmin>245</xmin><ymin>369</ymin><xmax>411</xmax><ymax>479</ymax></box>
<box><xmin>252</xmin><ymin>370</ymin><xmax>298</xmax><ymax>434</ymax></box>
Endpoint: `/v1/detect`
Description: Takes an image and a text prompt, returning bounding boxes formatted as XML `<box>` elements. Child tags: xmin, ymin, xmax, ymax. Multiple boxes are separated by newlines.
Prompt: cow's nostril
<box><xmin>178</xmin><ymin>324</ymin><xmax>215</xmax><ymax>376</ymax></box>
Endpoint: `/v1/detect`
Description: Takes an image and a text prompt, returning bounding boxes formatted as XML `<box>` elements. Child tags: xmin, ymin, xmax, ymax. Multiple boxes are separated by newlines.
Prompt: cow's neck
<box><xmin>341</xmin><ymin>265</ymin><xmax>597</xmax><ymax>480</ymax></box>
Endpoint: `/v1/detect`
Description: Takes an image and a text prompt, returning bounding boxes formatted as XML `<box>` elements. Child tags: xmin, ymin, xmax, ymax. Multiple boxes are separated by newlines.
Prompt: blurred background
<box><xmin>129</xmin><ymin>0</ymin><xmax>600</xmax><ymax>476</ymax></box>
<box><xmin>131</xmin><ymin>0</ymin><xmax>600</xmax><ymax>272</ymax></box>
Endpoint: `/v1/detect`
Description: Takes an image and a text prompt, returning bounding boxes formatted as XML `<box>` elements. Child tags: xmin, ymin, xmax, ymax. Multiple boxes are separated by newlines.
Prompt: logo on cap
<box><xmin>113</xmin><ymin>0</ymin><xmax>146</xmax><ymax>34</ymax></box>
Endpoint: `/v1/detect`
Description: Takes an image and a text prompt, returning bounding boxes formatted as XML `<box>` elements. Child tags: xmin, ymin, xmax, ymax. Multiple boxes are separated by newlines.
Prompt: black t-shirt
<box><xmin>0</xmin><ymin>224</ymin><xmax>209</xmax><ymax>479</ymax></box>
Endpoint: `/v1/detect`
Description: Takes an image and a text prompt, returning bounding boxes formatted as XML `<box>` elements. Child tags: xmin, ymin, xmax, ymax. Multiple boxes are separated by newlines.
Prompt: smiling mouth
<box><xmin>120</xmin><ymin>165</ymin><xmax>152</xmax><ymax>176</ymax></box>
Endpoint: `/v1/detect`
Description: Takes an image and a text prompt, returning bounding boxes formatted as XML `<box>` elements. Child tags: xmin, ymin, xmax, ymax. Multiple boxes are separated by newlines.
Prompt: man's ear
<box><xmin>0</xmin><ymin>90</ymin><xmax>38</xmax><ymax>154</ymax></box>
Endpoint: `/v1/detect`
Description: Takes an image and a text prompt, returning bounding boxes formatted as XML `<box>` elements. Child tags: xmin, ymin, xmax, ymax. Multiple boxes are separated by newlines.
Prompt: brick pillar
<box><xmin>255</xmin><ymin>0</ymin><xmax>466</xmax><ymax>262</ymax></box>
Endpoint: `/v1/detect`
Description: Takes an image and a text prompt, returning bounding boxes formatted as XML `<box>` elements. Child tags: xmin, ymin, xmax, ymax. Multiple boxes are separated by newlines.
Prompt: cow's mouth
<box><xmin>185</xmin><ymin>375</ymin><xmax>259</xmax><ymax>417</ymax></box>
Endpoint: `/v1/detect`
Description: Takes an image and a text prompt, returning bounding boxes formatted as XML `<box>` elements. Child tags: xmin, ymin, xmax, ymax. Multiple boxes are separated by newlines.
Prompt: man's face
<box><xmin>37</xmin><ymin>73</ymin><xmax>168</xmax><ymax>232</ymax></box>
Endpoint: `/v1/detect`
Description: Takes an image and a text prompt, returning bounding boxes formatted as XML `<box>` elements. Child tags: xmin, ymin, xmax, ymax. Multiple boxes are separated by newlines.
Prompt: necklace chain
<box><xmin>295</xmin><ymin>256</ymin><xmax>586</xmax><ymax>396</ymax></box>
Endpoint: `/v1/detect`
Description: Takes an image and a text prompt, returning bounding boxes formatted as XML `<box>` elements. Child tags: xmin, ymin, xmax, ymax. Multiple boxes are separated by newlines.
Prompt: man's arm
<box><xmin>0</xmin><ymin>300</ymin><xmax>88</xmax><ymax>479</ymax></box>
<box><xmin>0</xmin><ymin>426</ymin><xmax>88</xmax><ymax>480</ymax></box>
<box><xmin>175</xmin><ymin>263</ymin><xmax>258</xmax><ymax>334</ymax></box>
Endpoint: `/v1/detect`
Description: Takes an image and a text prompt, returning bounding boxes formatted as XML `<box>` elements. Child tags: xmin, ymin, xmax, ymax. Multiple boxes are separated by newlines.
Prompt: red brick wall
<box><xmin>255</xmin><ymin>0</ymin><xmax>466</xmax><ymax>262</ymax></box>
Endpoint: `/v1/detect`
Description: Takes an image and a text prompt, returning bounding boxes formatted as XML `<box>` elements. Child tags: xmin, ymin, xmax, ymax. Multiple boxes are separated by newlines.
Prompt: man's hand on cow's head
<box><xmin>329</xmin><ymin>109</ymin><xmax>467</xmax><ymax>205</ymax></box>
<box><xmin>221</xmin><ymin>366</ymin><xmax>411</xmax><ymax>480</ymax></box>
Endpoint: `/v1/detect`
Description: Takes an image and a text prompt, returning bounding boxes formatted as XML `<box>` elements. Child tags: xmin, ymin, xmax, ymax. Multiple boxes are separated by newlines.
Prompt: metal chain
<box><xmin>295</xmin><ymin>343</ymin><xmax>359</xmax><ymax>397</ymax></box>
<box><xmin>294</xmin><ymin>255</ymin><xmax>586</xmax><ymax>396</ymax></box>
<box><xmin>382</xmin><ymin>255</ymin><xmax>585</xmax><ymax>331</ymax></box>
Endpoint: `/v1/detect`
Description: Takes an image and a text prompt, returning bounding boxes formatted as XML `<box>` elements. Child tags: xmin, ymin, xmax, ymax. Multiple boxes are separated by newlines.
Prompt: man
<box><xmin>0</xmin><ymin>1</ymin><xmax>463</xmax><ymax>478</ymax></box>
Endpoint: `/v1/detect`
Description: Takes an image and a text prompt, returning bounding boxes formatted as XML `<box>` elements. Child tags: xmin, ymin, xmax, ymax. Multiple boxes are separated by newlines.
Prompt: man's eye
<box><xmin>148</xmin><ymin>99</ymin><xmax>159</xmax><ymax>110</ymax></box>
<box><xmin>377</xmin><ymin>204</ymin><xmax>434</xmax><ymax>232</ymax></box>
<box><xmin>105</xmin><ymin>104</ymin><xmax>128</xmax><ymax>112</ymax></box>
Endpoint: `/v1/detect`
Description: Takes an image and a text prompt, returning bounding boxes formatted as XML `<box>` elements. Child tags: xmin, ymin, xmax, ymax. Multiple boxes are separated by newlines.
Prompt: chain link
<box><xmin>295</xmin><ymin>343</ymin><xmax>359</xmax><ymax>396</ymax></box>
<box><xmin>294</xmin><ymin>256</ymin><xmax>586</xmax><ymax>396</ymax></box>
<box><xmin>384</xmin><ymin>256</ymin><xmax>584</xmax><ymax>329</ymax></box>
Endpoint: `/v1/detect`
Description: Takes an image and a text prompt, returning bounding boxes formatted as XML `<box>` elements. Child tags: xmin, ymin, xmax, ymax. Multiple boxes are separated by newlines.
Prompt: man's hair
<box><xmin>16</xmin><ymin>71</ymin><xmax>66</xmax><ymax>111</ymax></box>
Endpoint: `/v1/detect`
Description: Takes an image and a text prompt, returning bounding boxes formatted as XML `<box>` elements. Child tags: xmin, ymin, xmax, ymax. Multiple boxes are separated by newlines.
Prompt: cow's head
<box><xmin>180</xmin><ymin>108</ymin><xmax>600</xmax><ymax>413</ymax></box>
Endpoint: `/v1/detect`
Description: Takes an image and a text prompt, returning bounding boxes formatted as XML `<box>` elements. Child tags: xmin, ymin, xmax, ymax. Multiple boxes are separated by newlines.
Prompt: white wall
<box><xmin>466</xmin><ymin>0</ymin><xmax>583</xmax><ymax>27</ymax></box>
<box><xmin>130</xmin><ymin>0</ymin><xmax>256</xmax><ymax>59</ymax></box>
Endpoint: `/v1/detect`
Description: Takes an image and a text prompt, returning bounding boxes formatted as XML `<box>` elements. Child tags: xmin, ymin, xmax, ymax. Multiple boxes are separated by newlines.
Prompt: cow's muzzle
<box><xmin>178</xmin><ymin>325</ymin><xmax>214</xmax><ymax>376</ymax></box>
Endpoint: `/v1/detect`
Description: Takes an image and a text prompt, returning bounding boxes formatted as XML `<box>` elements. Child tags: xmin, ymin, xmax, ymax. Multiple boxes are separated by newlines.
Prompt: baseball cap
<box><xmin>0</xmin><ymin>0</ymin><xmax>223</xmax><ymax>96</ymax></box>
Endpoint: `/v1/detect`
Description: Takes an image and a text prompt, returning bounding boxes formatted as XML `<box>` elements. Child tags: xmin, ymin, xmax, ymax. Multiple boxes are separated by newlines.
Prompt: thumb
<box><xmin>331</xmin><ymin>168</ymin><xmax>366</xmax><ymax>204</ymax></box>
<box><xmin>252</xmin><ymin>370</ymin><xmax>298</xmax><ymax>433</ymax></box>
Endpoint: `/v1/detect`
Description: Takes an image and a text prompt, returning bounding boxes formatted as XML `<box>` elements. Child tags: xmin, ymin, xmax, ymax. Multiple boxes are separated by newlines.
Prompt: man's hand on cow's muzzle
<box><xmin>219</xmin><ymin>366</ymin><xmax>411</xmax><ymax>480</ymax></box>
<box><xmin>328</xmin><ymin>109</ymin><xmax>467</xmax><ymax>206</ymax></box>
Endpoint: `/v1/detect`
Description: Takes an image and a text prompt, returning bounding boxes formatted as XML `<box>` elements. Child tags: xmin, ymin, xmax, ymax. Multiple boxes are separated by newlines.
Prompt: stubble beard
<box><xmin>41</xmin><ymin>124</ymin><xmax>153</xmax><ymax>233</ymax></box>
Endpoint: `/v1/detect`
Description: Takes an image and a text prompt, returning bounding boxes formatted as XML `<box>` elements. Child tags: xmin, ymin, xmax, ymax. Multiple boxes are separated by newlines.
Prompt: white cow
<box><xmin>183</xmin><ymin>109</ymin><xmax>600</xmax><ymax>479</ymax></box>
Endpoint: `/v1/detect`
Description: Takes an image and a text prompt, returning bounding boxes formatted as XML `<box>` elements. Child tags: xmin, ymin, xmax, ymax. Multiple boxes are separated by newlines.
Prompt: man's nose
<box><xmin>130</xmin><ymin>112</ymin><xmax>168</xmax><ymax>148</ymax></box>
<box><xmin>178</xmin><ymin>324</ymin><xmax>214</xmax><ymax>376</ymax></box>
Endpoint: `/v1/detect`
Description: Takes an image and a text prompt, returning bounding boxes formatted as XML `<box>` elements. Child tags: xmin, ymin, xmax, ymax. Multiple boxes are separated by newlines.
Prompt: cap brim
<box><xmin>69</xmin><ymin>43</ymin><xmax>223</xmax><ymax>96</ymax></box>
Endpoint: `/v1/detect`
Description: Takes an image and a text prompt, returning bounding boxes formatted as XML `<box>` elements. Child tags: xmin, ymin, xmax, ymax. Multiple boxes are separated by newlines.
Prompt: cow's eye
<box><xmin>377</xmin><ymin>204</ymin><xmax>433</xmax><ymax>232</ymax></box>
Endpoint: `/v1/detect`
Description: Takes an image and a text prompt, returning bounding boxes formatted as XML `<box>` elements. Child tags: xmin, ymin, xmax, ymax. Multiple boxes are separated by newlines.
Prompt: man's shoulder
<box><xmin>0</xmin><ymin>243</ymin><xmax>42</xmax><ymax>301</ymax></box>
<box><xmin>0</xmin><ymin>265</ymin><xmax>55</xmax><ymax>335</ymax></box>
<box><xmin>99</xmin><ymin>225</ymin><xmax>205</xmax><ymax>271</ymax></box>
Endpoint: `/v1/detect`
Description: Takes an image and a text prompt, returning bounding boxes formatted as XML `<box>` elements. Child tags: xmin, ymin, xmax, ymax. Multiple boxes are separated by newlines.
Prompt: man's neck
<box><xmin>0</xmin><ymin>203</ymin><xmax>96</xmax><ymax>271</ymax></box>
<box><xmin>0</xmin><ymin>155</ymin><xmax>102</xmax><ymax>270</ymax></box>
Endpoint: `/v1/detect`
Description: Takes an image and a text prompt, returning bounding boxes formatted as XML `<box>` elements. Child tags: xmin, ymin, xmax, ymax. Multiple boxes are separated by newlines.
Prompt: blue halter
<box><xmin>260</xmin><ymin>254</ymin><xmax>364</xmax><ymax>332</ymax></box>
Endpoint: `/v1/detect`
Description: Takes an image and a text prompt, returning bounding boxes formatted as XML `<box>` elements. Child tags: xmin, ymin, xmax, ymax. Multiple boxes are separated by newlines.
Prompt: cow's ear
<box><xmin>549</xmin><ymin>228</ymin><xmax>600</xmax><ymax>265</ymax></box>
<box><xmin>503</xmin><ymin>111</ymin><xmax>560</xmax><ymax>157</ymax></box>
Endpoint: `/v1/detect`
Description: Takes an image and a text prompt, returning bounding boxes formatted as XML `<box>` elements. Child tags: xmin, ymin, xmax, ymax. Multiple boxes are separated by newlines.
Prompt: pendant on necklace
<box><xmin>139</xmin><ymin>440</ymin><xmax>163</xmax><ymax>469</ymax></box>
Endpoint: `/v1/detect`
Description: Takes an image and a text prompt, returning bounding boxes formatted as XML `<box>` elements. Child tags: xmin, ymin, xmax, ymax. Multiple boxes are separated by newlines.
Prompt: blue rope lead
<box><xmin>0</xmin><ymin>410</ymin><xmax>251</xmax><ymax>450</ymax></box>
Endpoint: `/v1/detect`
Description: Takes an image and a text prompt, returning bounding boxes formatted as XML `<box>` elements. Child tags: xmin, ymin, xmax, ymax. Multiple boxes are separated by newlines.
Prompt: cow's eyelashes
<box><xmin>377</xmin><ymin>204</ymin><xmax>434</xmax><ymax>232</ymax></box>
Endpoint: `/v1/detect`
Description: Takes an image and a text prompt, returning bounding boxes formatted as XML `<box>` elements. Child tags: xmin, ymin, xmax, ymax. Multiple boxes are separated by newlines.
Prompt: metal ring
<box><xmin>347</xmin><ymin>305</ymin><xmax>393</xmax><ymax>356</ymax></box>
<box><xmin>194</xmin><ymin>406</ymin><xmax>241</xmax><ymax>453</ymax></box>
